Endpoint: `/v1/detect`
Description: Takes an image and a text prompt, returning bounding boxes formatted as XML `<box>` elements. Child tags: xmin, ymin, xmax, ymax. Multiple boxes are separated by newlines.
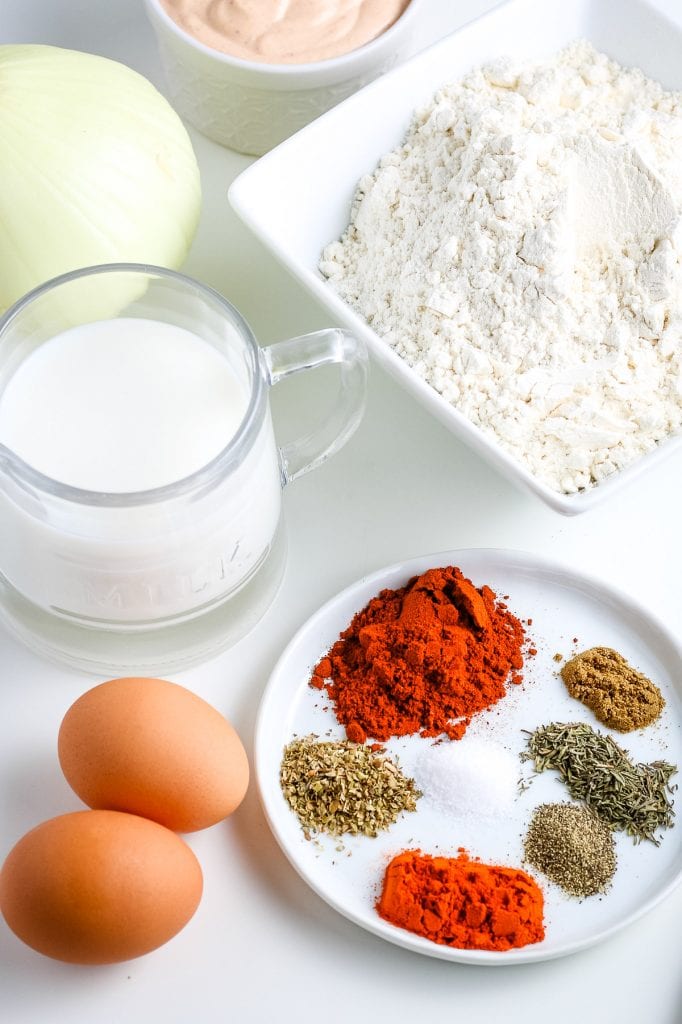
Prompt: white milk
<box><xmin>0</xmin><ymin>318</ymin><xmax>282</xmax><ymax>624</ymax></box>
<box><xmin>0</xmin><ymin>318</ymin><xmax>249</xmax><ymax>492</ymax></box>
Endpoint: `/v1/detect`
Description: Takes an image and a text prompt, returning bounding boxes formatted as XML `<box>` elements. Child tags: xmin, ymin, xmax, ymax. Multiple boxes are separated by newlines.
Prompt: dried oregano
<box><xmin>522</xmin><ymin>722</ymin><xmax>677</xmax><ymax>844</ymax></box>
<box><xmin>280</xmin><ymin>735</ymin><xmax>420</xmax><ymax>838</ymax></box>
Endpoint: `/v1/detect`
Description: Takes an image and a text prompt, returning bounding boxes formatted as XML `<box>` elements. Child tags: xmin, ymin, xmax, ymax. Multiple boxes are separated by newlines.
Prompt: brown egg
<box><xmin>58</xmin><ymin>677</ymin><xmax>249</xmax><ymax>832</ymax></box>
<box><xmin>0</xmin><ymin>810</ymin><xmax>203</xmax><ymax>964</ymax></box>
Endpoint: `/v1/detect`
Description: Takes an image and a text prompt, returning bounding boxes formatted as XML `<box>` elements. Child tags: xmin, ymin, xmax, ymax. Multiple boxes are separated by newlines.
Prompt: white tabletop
<box><xmin>1</xmin><ymin>2</ymin><xmax>681</xmax><ymax>1022</ymax></box>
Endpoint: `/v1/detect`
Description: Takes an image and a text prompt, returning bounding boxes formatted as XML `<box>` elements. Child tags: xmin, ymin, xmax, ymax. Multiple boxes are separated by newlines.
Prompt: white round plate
<box><xmin>255</xmin><ymin>549</ymin><xmax>682</xmax><ymax>964</ymax></box>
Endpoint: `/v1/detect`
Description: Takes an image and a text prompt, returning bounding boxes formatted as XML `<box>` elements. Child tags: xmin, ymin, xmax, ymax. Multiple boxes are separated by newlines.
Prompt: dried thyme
<box><xmin>522</xmin><ymin>722</ymin><xmax>677</xmax><ymax>844</ymax></box>
<box><xmin>524</xmin><ymin>802</ymin><xmax>616</xmax><ymax>897</ymax></box>
<box><xmin>280</xmin><ymin>735</ymin><xmax>421</xmax><ymax>838</ymax></box>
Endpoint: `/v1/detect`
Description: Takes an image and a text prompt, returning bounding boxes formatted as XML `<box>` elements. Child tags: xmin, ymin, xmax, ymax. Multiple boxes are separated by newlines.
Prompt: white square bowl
<box><xmin>229</xmin><ymin>0</ymin><xmax>682</xmax><ymax>515</ymax></box>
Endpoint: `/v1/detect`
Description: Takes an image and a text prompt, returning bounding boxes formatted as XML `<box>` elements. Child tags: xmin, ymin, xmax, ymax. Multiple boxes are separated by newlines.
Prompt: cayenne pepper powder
<box><xmin>377</xmin><ymin>849</ymin><xmax>545</xmax><ymax>951</ymax></box>
<box><xmin>311</xmin><ymin>566</ymin><xmax>526</xmax><ymax>743</ymax></box>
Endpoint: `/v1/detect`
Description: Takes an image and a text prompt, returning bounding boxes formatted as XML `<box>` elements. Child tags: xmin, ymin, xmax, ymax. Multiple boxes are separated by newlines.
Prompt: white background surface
<box><xmin>1</xmin><ymin>1</ymin><xmax>681</xmax><ymax>1022</ymax></box>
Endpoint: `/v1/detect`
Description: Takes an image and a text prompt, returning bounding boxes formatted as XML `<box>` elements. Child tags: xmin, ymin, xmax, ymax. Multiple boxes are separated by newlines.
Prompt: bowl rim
<box><xmin>143</xmin><ymin>0</ymin><xmax>423</xmax><ymax>77</ymax></box>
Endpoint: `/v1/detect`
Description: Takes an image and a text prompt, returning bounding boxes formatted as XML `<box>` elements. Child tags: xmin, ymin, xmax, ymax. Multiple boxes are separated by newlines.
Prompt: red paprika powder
<box><xmin>377</xmin><ymin>849</ymin><xmax>545</xmax><ymax>951</ymax></box>
<box><xmin>311</xmin><ymin>566</ymin><xmax>526</xmax><ymax>743</ymax></box>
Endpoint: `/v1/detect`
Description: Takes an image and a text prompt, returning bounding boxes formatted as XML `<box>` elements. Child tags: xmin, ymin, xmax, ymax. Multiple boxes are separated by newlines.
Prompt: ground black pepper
<box><xmin>524</xmin><ymin>802</ymin><xmax>616</xmax><ymax>897</ymax></box>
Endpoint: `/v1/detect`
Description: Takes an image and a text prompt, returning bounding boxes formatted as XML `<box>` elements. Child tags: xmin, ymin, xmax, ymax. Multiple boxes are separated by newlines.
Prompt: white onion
<box><xmin>0</xmin><ymin>44</ymin><xmax>201</xmax><ymax>313</ymax></box>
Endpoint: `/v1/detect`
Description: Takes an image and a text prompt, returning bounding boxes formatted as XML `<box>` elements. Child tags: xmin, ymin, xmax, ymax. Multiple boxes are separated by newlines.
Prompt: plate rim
<box><xmin>254</xmin><ymin>546</ymin><xmax>682</xmax><ymax>965</ymax></box>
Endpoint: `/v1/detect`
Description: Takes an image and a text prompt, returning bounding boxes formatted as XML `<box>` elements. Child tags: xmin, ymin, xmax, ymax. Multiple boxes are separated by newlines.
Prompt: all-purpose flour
<box><xmin>321</xmin><ymin>42</ymin><xmax>682</xmax><ymax>493</ymax></box>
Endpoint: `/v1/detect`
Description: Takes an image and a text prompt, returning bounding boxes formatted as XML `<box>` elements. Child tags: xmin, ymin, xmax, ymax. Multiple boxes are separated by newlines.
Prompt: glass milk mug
<box><xmin>0</xmin><ymin>265</ymin><xmax>367</xmax><ymax>672</ymax></box>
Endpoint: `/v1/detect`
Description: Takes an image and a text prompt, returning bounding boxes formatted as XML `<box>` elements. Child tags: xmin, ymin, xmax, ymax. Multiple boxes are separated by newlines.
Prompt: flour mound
<box><xmin>321</xmin><ymin>42</ymin><xmax>682</xmax><ymax>494</ymax></box>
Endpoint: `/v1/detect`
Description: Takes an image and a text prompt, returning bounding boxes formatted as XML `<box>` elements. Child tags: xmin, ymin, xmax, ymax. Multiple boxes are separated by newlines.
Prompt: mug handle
<box><xmin>261</xmin><ymin>328</ymin><xmax>368</xmax><ymax>484</ymax></box>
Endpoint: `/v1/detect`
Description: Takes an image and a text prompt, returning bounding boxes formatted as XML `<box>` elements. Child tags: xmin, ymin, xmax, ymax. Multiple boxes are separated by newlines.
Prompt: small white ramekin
<box><xmin>143</xmin><ymin>0</ymin><xmax>422</xmax><ymax>156</ymax></box>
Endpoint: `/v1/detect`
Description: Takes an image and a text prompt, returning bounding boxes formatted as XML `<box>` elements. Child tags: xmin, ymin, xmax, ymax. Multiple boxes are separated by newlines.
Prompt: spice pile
<box><xmin>280</xmin><ymin>735</ymin><xmax>420</xmax><ymax>838</ymax></box>
<box><xmin>522</xmin><ymin>722</ymin><xmax>677</xmax><ymax>844</ymax></box>
<box><xmin>561</xmin><ymin>647</ymin><xmax>664</xmax><ymax>732</ymax></box>
<box><xmin>413</xmin><ymin>737</ymin><xmax>517</xmax><ymax>821</ymax></box>
<box><xmin>377</xmin><ymin>849</ymin><xmax>545</xmax><ymax>951</ymax></box>
<box><xmin>311</xmin><ymin>566</ymin><xmax>526</xmax><ymax>743</ymax></box>
<box><xmin>523</xmin><ymin>803</ymin><xmax>616</xmax><ymax>898</ymax></box>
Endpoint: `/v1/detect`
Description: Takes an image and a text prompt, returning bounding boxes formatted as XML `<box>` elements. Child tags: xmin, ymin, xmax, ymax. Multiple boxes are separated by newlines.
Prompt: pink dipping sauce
<box><xmin>159</xmin><ymin>0</ymin><xmax>412</xmax><ymax>64</ymax></box>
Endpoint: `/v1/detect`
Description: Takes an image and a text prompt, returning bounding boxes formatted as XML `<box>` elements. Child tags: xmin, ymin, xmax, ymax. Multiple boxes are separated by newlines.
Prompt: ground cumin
<box><xmin>311</xmin><ymin>566</ymin><xmax>527</xmax><ymax>743</ymax></box>
<box><xmin>560</xmin><ymin>647</ymin><xmax>664</xmax><ymax>732</ymax></box>
<box><xmin>377</xmin><ymin>849</ymin><xmax>545</xmax><ymax>951</ymax></box>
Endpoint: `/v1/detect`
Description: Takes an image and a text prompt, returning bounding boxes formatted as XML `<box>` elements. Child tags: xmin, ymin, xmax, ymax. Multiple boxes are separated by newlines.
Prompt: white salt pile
<box><xmin>413</xmin><ymin>737</ymin><xmax>518</xmax><ymax>820</ymax></box>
